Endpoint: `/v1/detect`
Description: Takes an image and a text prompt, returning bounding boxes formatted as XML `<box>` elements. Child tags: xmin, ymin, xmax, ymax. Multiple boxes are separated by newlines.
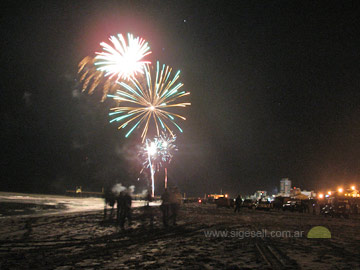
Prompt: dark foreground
<box><xmin>0</xmin><ymin>203</ymin><xmax>359</xmax><ymax>269</ymax></box>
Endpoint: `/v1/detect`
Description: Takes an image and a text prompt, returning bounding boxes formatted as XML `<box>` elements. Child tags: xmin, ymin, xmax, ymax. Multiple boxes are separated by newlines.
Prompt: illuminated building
<box><xmin>280</xmin><ymin>178</ymin><xmax>291</xmax><ymax>196</ymax></box>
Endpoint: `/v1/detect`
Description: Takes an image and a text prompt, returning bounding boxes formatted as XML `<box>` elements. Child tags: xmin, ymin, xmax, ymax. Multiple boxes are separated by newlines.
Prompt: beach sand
<box><xmin>1</xmin><ymin>202</ymin><xmax>359</xmax><ymax>269</ymax></box>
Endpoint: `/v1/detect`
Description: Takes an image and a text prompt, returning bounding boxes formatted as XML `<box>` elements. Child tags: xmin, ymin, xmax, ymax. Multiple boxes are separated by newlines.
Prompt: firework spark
<box><xmin>109</xmin><ymin>61</ymin><xmax>191</xmax><ymax>141</ymax></box>
<box><xmin>140</xmin><ymin>132</ymin><xmax>177</xmax><ymax>172</ymax></box>
<box><xmin>78</xmin><ymin>56</ymin><xmax>118</xmax><ymax>101</ymax></box>
<box><xmin>78</xmin><ymin>34</ymin><xmax>151</xmax><ymax>101</ymax></box>
<box><xmin>95</xmin><ymin>33</ymin><xmax>152</xmax><ymax>81</ymax></box>
<box><xmin>157</xmin><ymin>132</ymin><xmax>177</xmax><ymax>164</ymax></box>
<box><xmin>139</xmin><ymin>133</ymin><xmax>177</xmax><ymax>196</ymax></box>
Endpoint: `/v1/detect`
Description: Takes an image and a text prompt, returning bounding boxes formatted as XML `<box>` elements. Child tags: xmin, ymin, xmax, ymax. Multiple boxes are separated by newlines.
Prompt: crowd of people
<box><xmin>103</xmin><ymin>188</ymin><xmax>133</xmax><ymax>229</ymax></box>
<box><xmin>103</xmin><ymin>185</ymin><xmax>182</xmax><ymax>229</ymax></box>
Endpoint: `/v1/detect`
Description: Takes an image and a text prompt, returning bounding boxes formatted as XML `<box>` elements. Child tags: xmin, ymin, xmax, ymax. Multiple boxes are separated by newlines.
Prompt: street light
<box><xmin>351</xmin><ymin>186</ymin><xmax>356</xmax><ymax>190</ymax></box>
<box><xmin>338</xmin><ymin>188</ymin><xmax>343</xmax><ymax>193</ymax></box>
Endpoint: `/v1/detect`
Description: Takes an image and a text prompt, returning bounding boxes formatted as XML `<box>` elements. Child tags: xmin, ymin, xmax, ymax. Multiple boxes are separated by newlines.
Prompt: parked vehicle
<box><xmin>282</xmin><ymin>200</ymin><xmax>304</xmax><ymax>212</ymax></box>
<box><xmin>273</xmin><ymin>196</ymin><xmax>290</xmax><ymax>210</ymax></box>
<box><xmin>242</xmin><ymin>199</ymin><xmax>256</xmax><ymax>209</ymax></box>
<box><xmin>321</xmin><ymin>199</ymin><xmax>351</xmax><ymax>218</ymax></box>
<box><xmin>215</xmin><ymin>197</ymin><xmax>233</xmax><ymax>208</ymax></box>
<box><xmin>255</xmin><ymin>200</ymin><xmax>272</xmax><ymax>211</ymax></box>
<box><xmin>320</xmin><ymin>204</ymin><xmax>334</xmax><ymax>217</ymax></box>
<box><xmin>333</xmin><ymin>201</ymin><xmax>350</xmax><ymax>218</ymax></box>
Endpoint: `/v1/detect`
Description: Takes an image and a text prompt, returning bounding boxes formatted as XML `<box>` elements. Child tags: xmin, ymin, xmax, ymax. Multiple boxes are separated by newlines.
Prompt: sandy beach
<box><xmin>1</xmin><ymin>200</ymin><xmax>360</xmax><ymax>269</ymax></box>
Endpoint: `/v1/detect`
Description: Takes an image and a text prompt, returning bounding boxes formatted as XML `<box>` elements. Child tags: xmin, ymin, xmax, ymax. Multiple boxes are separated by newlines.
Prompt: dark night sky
<box><xmin>1</xmin><ymin>0</ymin><xmax>360</xmax><ymax>196</ymax></box>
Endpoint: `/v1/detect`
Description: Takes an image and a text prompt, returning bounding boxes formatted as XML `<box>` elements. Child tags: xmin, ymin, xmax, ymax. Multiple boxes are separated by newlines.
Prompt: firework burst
<box><xmin>139</xmin><ymin>132</ymin><xmax>177</xmax><ymax>172</ymax></box>
<box><xmin>139</xmin><ymin>133</ymin><xmax>177</xmax><ymax>195</ymax></box>
<box><xmin>109</xmin><ymin>61</ymin><xmax>191</xmax><ymax>141</ymax></box>
<box><xmin>78</xmin><ymin>33</ymin><xmax>151</xmax><ymax>101</ymax></box>
<box><xmin>95</xmin><ymin>33</ymin><xmax>151</xmax><ymax>81</ymax></box>
<box><xmin>156</xmin><ymin>132</ymin><xmax>177</xmax><ymax>164</ymax></box>
<box><xmin>78</xmin><ymin>56</ymin><xmax>118</xmax><ymax>101</ymax></box>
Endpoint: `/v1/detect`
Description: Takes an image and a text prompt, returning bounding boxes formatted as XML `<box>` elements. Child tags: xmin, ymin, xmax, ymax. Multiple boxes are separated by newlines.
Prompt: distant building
<box><xmin>290</xmin><ymin>188</ymin><xmax>316</xmax><ymax>199</ymax></box>
<box><xmin>301</xmin><ymin>190</ymin><xmax>316</xmax><ymax>199</ymax></box>
<box><xmin>280</xmin><ymin>178</ymin><xmax>291</xmax><ymax>196</ymax></box>
<box><xmin>250</xmin><ymin>190</ymin><xmax>267</xmax><ymax>201</ymax></box>
<box><xmin>208</xmin><ymin>194</ymin><xmax>228</xmax><ymax>200</ymax></box>
<box><xmin>290</xmin><ymin>187</ymin><xmax>301</xmax><ymax>197</ymax></box>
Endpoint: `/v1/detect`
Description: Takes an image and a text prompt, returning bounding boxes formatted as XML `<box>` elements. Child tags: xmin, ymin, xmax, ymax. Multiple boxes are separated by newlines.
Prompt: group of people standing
<box><xmin>160</xmin><ymin>187</ymin><xmax>182</xmax><ymax>227</ymax></box>
<box><xmin>103</xmin><ymin>188</ymin><xmax>132</xmax><ymax>229</ymax></box>
<box><xmin>104</xmin><ymin>185</ymin><xmax>182</xmax><ymax>229</ymax></box>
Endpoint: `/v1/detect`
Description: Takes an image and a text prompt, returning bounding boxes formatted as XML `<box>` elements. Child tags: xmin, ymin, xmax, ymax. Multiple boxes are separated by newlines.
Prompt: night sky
<box><xmin>1</xmin><ymin>1</ymin><xmax>360</xmax><ymax>197</ymax></box>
